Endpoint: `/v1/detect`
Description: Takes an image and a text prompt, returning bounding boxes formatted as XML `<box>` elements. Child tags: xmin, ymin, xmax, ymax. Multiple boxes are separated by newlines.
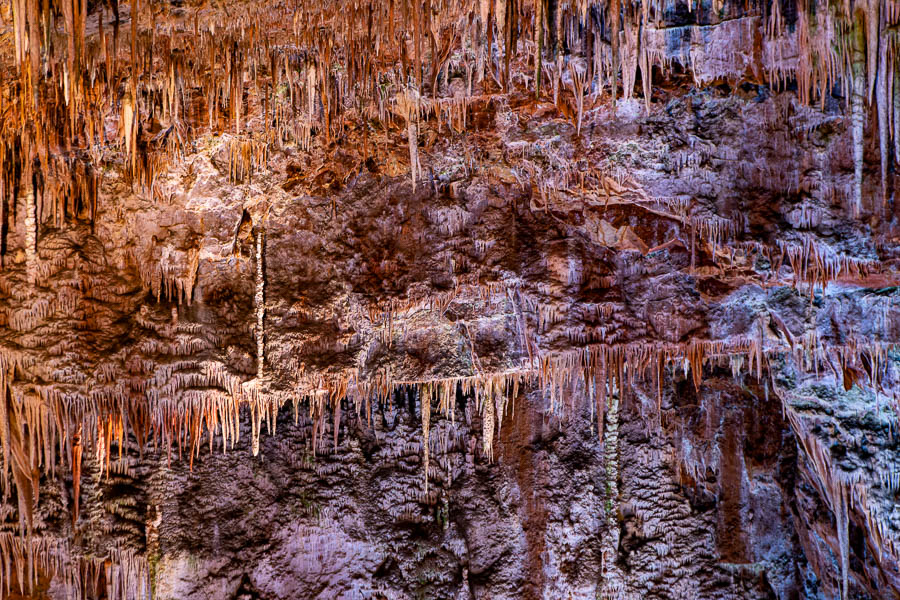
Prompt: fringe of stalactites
<box><xmin>1</xmin><ymin>326</ymin><xmax>898</xmax><ymax>530</ymax></box>
<box><xmin>775</xmin><ymin>236</ymin><xmax>879</xmax><ymax>291</ymax></box>
<box><xmin>0</xmin><ymin>135</ymin><xmax>101</xmax><ymax>272</ymax></box>
<box><xmin>131</xmin><ymin>245</ymin><xmax>201</xmax><ymax>305</ymax></box>
<box><xmin>228</xmin><ymin>136</ymin><xmax>269</xmax><ymax>185</ymax></box>
<box><xmin>3</xmin><ymin>0</ymin><xmax>899</xmax><ymax>265</ymax></box>
<box><xmin>0</xmin><ymin>533</ymin><xmax>150</xmax><ymax>600</ymax></box>
<box><xmin>782</xmin><ymin>401</ymin><xmax>899</xmax><ymax>599</ymax></box>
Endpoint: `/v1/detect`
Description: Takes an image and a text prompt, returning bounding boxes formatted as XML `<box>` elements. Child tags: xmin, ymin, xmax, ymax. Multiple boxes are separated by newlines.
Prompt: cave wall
<box><xmin>1</xmin><ymin>0</ymin><xmax>900</xmax><ymax>598</ymax></box>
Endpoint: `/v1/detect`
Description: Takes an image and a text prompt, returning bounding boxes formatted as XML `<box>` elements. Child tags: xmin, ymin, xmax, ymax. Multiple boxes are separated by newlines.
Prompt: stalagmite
<box><xmin>837</xmin><ymin>483</ymin><xmax>850</xmax><ymax>600</ymax></box>
<box><xmin>601</xmin><ymin>392</ymin><xmax>620</xmax><ymax>596</ymax></box>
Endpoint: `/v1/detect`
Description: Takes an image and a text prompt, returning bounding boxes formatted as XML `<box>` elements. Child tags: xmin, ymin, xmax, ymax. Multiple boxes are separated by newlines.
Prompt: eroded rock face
<box><xmin>1</xmin><ymin>0</ymin><xmax>900</xmax><ymax>599</ymax></box>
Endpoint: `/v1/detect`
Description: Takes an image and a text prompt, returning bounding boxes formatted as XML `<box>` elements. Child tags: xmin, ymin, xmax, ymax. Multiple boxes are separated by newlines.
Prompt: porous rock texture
<box><xmin>1</xmin><ymin>0</ymin><xmax>900</xmax><ymax>599</ymax></box>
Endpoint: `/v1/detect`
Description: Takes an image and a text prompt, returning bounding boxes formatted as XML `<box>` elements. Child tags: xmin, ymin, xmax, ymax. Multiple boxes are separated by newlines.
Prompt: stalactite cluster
<box><xmin>0</xmin><ymin>0</ymin><xmax>899</xmax><ymax>597</ymax></box>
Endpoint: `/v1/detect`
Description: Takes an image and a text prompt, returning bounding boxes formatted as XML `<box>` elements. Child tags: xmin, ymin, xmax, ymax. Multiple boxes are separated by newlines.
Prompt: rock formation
<box><xmin>0</xmin><ymin>0</ymin><xmax>899</xmax><ymax>598</ymax></box>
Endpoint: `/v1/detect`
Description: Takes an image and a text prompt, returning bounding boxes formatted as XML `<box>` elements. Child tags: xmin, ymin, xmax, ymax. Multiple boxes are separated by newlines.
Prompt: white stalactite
<box><xmin>877</xmin><ymin>32</ymin><xmax>889</xmax><ymax>206</ymax></box>
<box><xmin>850</xmin><ymin>20</ymin><xmax>866</xmax><ymax>217</ymax></box>
<box><xmin>482</xmin><ymin>388</ymin><xmax>494</xmax><ymax>461</ymax></box>
<box><xmin>122</xmin><ymin>90</ymin><xmax>137</xmax><ymax>177</ymax></box>
<box><xmin>256</xmin><ymin>229</ymin><xmax>265</xmax><ymax>381</ymax></box>
<box><xmin>422</xmin><ymin>385</ymin><xmax>431</xmax><ymax>493</ymax></box>
<box><xmin>893</xmin><ymin>60</ymin><xmax>900</xmax><ymax>165</ymax></box>
<box><xmin>864</xmin><ymin>0</ymin><xmax>879</xmax><ymax>104</ymax></box>
<box><xmin>407</xmin><ymin>114</ymin><xmax>419</xmax><ymax>191</ymax></box>
<box><xmin>24</xmin><ymin>182</ymin><xmax>36</xmax><ymax>285</ymax></box>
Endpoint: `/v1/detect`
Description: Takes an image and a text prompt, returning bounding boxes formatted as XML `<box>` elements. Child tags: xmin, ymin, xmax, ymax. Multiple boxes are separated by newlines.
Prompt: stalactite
<box><xmin>1</xmin><ymin>166</ymin><xmax>7</xmax><ymax>268</ymax></box>
<box><xmin>535</xmin><ymin>0</ymin><xmax>543</xmax><ymax>98</ymax></box>
<box><xmin>24</xmin><ymin>172</ymin><xmax>36</xmax><ymax>285</ymax></box>
<box><xmin>422</xmin><ymin>384</ymin><xmax>431</xmax><ymax>492</ymax></box>
<box><xmin>568</xmin><ymin>62</ymin><xmax>586</xmax><ymax>135</ymax></box>
<box><xmin>0</xmin><ymin>330</ymin><xmax>896</xmax><ymax>563</ymax></box>
<box><xmin>0</xmin><ymin>533</ymin><xmax>149</xmax><ymax>600</ymax></box>
<box><xmin>639</xmin><ymin>9</ymin><xmax>651</xmax><ymax>112</ymax></box>
<box><xmin>256</xmin><ymin>228</ymin><xmax>265</xmax><ymax>381</ymax></box>
<box><xmin>864</xmin><ymin>0</ymin><xmax>879</xmax><ymax>105</ymax></box>
<box><xmin>610</xmin><ymin>0</ymin><xmax>620</xmax><ymax>104</ymax></box>
<box><xmin>3</xmin><ymin>388</ymin><xmax>36</xmax><ymax>542</ymax></box>
<box><xmin>783</xmin><ymin>403</ymin><xmax>856</xmax><ymax>599</ymax></box>
<box><xmin>482</xmin><ymin>382</ymin><xmax>495</xmax><ymax>461</ymax></box>
<box><xmin>396</xmin><ymin>90</ymin><xmax>421</xmax><ymax>190</ymax></box>
<box><xmin>504</xmin><ymin>0</ymin><xmax>517</xmax><ymax>91</ymax></box>
<box><xmin>122</xmin><ymin>90</ymin><xmax>138</xmax><ymax>179</ymax></box>
<box><xmin>72</xmin><ymin>426</ymin><xmax>82</xmax><ymax>525</ymax></box>
<box><xmin>850</xmin><ymin>17</ymin><xmax>866</xmax><ymax>217</ymax></box>
<box><xmin>877</xmin><ymin>31</ymin><xmax>890</xmax><ymax>207</ymax></box>
<box><xmin>894</xmin><ymin>58</ymin><xmax>900</xmax><ymax>166</ymax></box>
<box><xmin>776</xmin><ymin>236</ymin><xmax>876</xmax><ymax>290</ymax></box>
<box><xmin>620</xmin><ymin>6</ymin><xmax>638</xmax><ymax>100</ymax></box>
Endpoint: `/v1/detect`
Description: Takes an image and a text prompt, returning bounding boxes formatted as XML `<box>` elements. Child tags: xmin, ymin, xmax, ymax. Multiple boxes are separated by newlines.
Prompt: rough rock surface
<box><xmin>1</xmin><ymin>0</ymin><xmax>899</xmax><ymax>599</ymax></box>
